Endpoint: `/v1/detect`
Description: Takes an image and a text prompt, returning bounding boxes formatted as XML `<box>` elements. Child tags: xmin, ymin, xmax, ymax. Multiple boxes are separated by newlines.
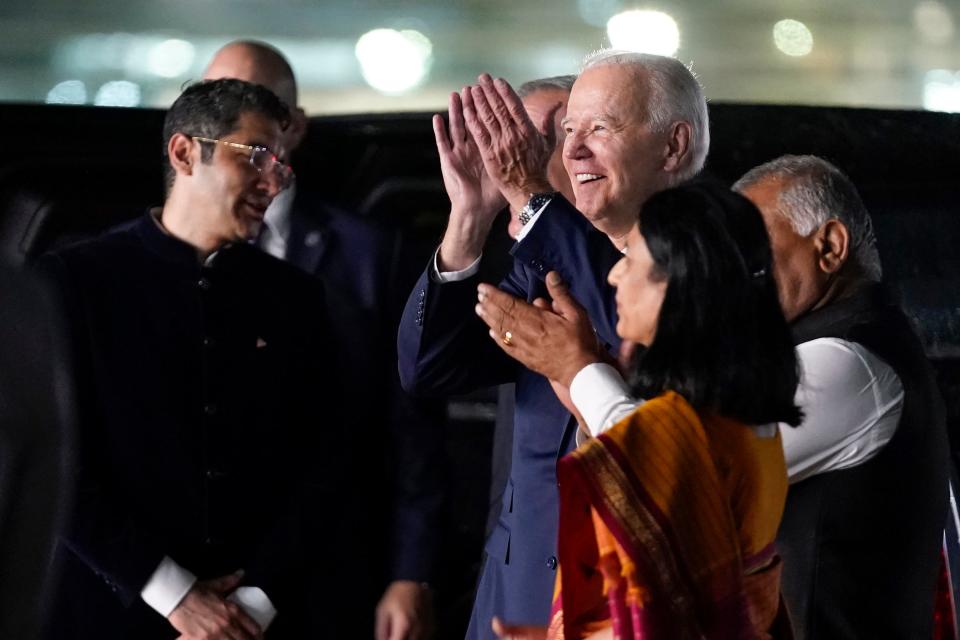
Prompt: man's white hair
<box><xmin>581</xmin><ymin>49</ymin><xmax>709</xmax><ymax>183</ymax></box>
<box><xmin>733</xmin><ymin>154</ymin><xmax>882</xmax><ymax>281</ymax></box>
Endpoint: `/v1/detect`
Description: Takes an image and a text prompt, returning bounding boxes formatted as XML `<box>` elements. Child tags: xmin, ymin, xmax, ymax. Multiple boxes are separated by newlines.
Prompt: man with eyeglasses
<box><xmin>204</xmin><ymin>40</ymin><xmax>446</xmax><ymax>640</ymax></box>
<box><xmin>40</xmin><ymin>79</ymin><xmax>347</xmax><ymax>639</ymax></box>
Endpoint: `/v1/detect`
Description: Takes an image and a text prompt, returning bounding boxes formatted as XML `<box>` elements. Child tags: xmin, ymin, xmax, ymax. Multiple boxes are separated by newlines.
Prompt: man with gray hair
<box><xmin>735</xmin><ymin>155</ymin><xmax>948</xmax><ymax>638</ymax></box>
<box><xmin>398</xmin><ymin>50</ymin><xmax>709</xmax><ymax>637</ymax></box>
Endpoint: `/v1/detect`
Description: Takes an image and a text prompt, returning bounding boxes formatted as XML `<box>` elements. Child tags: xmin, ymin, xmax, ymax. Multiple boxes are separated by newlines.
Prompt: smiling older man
<box><xmin>397</xmin><ymin>50</ymin><xmax>708</xmax><ymax>637</ymax></box>
<box><xmin>470</xmin><ymin>155</ymin><xmax>951</xmax><ymax>640</ymax></box>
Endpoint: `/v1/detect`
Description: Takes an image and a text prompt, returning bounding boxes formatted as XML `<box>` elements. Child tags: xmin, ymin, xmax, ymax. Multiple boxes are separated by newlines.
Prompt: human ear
<box><xmin>662</xmin><ymin>121</ymin><xmax>691</xmax><ymax>173</ymax></box>
<box><xmin>816</xmin><ymin>219</ymin><xmax>850</xmax><ymax>274</ymax></box>
<box><xmin>285</xmin><ymin>107</ymin><xmax>309</xmax><ymax>152</ymax></box>
<box><xmin>167</xmin><ymin>133</ymin><xmax>196</xmax><ymax>178</ymax></box>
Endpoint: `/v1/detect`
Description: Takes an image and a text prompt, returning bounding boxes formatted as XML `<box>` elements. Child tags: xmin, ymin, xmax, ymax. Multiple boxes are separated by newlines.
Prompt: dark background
<box><xmin>1</xmin><ymin>101</ymin><xmax>958</xmax><ymax>637</ymax></box>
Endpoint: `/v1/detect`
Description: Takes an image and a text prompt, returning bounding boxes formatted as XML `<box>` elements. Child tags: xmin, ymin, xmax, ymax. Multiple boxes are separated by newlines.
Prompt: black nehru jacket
<box><xmin>778</xmin><ymin>285</ymin><xmax>949</xmax><ymax>639</ymax></box>
<box><xmin>40</xmin><ymin>212</ymin><xmax>348</xmax><ymax>639</ymax></box>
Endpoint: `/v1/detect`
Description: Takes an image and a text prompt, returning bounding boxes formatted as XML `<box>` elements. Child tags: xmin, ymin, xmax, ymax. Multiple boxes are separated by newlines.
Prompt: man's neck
<box><xmin>589</xmin><ymin>207</ymin><xmax>634</xmax><ymax>252</ymax></box>
<box><xmin>810</xmin><ymin>270</ymin><xmax>869</xmax><ymax>316</ymax></box>
<box><xmin>604</xmin><ymin>226</ymin><xmax>631</xmax><ymax>252</ymax></box>
<box><xmin>159</xmin><ymin>191</ymin><xmax>223</xmax><ymax>259</ymax></box>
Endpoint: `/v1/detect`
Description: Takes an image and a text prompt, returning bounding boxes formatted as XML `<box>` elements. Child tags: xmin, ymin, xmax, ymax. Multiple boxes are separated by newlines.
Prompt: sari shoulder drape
<box><xmin>551</xmin><ymin>391</ymin><xmax>789</xmax><ymax>640</ymax></box>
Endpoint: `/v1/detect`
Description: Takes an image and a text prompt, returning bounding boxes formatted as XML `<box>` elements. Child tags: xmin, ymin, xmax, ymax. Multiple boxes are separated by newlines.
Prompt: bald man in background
<box><xmin>204</xmin><ymin>41</ymin><xmax>445</xmax><ymax>640</ymax></box>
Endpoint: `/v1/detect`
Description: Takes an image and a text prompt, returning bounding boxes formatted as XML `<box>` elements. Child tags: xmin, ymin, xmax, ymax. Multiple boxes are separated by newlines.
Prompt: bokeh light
<box><xmin>147</xmin><ymin>39</ymin><xmax>195</xmax><ymax>78</ymax></box>
<box><xmin>773</xmin><ymin>19</ymin><xmax>814</xmax><ymax>57</ymax></box>
<box><xmin>94</xmin><ymin>80</ymin><xmax>142</xmax><ymax>107</ymax></box>
<box><xmin>913</xmin><ymin>1</ymin><xmax>954</xmax><ymax>45</ymax></box>
<box><xmin>924</xmin><ymin>69</ymin><xmax>960</xmax><ymax>112</ymax></box>
<box><xmin>46</xmin><ymin>80</ymin><xmax>87</xmax><ymax>104</ymax></box>
<box><xmin>355</xmin><ymin>28</ymin><xmax>433</xmax><ymax>95</ymax></box>
<box><xmin>606</xmin><ymin>10</ymin><xmax>680</xmax><ymax>56</ymax></box>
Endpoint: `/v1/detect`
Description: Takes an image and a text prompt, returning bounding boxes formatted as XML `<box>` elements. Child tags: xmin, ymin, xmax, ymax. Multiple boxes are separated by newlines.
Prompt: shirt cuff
<box><xmin>570</xmin><ymin>363</ymin><xmax>640</xmax><ymax>436</ymax></box>
<box><xmin>514</xmin><ymin>198</ymin><xmax>551</xmax><ymax>243</ymax></box>
<box><xmin>140</xmin><ymin>556</ymin><xmax>197</xmax><ymax>618</ymax></box>
<box><xmin>228</xmin><ymin>586</ymin><xmax>277</xmax><ymax>631</ymax></box>
<box><xmin>430</xmin><ymin>248</ymin><xmax>482</xmax><ymax>283</ymax></box>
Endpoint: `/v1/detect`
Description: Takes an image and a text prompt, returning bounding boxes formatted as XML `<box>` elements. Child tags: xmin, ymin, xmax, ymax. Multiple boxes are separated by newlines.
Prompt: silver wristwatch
<box><xmin>519</xmin><ymin>192</ymin><xmax>556</xmax><ymax>226</ymax></box>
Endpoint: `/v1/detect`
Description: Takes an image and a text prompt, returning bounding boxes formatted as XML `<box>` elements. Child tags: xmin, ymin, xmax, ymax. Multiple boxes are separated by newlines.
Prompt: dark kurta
<box><xmin>41</xmin><ymin>212</ymin><xmax>345</xmax><ymax>638</ymax></box>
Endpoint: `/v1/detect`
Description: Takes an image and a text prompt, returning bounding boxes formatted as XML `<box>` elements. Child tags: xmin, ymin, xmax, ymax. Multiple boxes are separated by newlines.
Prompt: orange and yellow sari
<box><xmin>547</xmin><ymin>391</ymin><xmax>791</xmax><ymax>640</ymax></box>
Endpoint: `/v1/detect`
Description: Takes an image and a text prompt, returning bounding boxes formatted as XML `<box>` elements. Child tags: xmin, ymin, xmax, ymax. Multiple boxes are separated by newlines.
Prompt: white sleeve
<box><xmin>228</xmin><ymin>587</ymin><xmax>277</xmax><ymax>630</ymax></box>
<box><xmin>569</xmin><ymin>363</ymin><xmax>641</xmax><ymax>436</ymax></box>
<box><xmin>140</xmin><ymin>556</ymin><xmax>197</xmax><ymax>617</ymax></box>
<box><xmin>430</xmin><ymin>248</ymin><xmax>482</xmax><ymax>283</ymax></box>
<box><xmin>140</xmin><ymin>557</ymin><xmax>276</xmax><ymax>630</ymax></box>
<box><xmin>514</xmin><ymin>198</ymin><xmax>551</xmax><ymax>242</ymax></box>
<box><xmin>782</xmin><ymin>337</ymin><xmax>904</xmax><ymax>483</ymax></box>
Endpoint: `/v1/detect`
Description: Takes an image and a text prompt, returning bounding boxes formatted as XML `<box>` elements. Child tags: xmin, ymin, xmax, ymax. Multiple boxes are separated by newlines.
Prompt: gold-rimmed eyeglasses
<box><xmin>191</xmin><ymin>136</ymin><xmax>294</xmax><ymax>190</ymax></box>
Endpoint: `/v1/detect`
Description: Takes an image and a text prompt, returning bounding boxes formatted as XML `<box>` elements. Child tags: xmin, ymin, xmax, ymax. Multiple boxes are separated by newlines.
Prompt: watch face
<box><xmin>521</xmin><ymin>192</ymin><xmax>556</xmax><ymax>225</ymax></box>
<box><xmin>529</xmin><ymin>193</ymin><xmax>554</xmax><ymax>210</ymax></box>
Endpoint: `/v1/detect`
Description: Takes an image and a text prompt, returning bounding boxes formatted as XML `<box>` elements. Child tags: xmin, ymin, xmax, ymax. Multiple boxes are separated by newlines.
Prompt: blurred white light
<box><xmin>773</xmin><ymin>19</ymin><xmax>814</xmax><ymax>57</ymax></box>
<box><xmin>355</xmin><ymin>28</ymin><xmax>433</xmax><ymax>94</ymax></box>
<box><xmin>147</xmin><ymin>39</ymin><xmax>195</xmax><ymax>78</ymax></box>
<box><xmin>914</xmin><ymin>1</ymin><xmax>954</xmax><ymax>45</ymax></box>
<box><xmin>924</xmin><ymin>70</ymin><xmax>960</xmax><ymax>112</ymax></box>
<box><xmin>606</xmin><ymin>10</ymin><xmax>680</xmax><ymax>56</ymax></box>
<box><xmin>46</xmin><ymin>80</ymin><xmax>87</xmax><ymax>104</ymax></box>
<box><xmin>94</xmin><ymin>81</ymin><xmax>142</xmax><ymax>107</ymax></box>
<box><xmin>578</xmin><ymin>0</ymin><xmax>623</xmax><ymax>28</ymax></box>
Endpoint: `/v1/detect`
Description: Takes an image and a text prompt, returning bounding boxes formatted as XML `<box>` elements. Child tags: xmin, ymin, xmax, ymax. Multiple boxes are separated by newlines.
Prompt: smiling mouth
<box><xmin>576</xmin><ymin>173</ymin><xmax>604</xmax><ymax>184</ymax></box>
<box><xmin>245</xmin><ymin>201</ymin><xmax>269</xmax><ymax>218</ymax></box>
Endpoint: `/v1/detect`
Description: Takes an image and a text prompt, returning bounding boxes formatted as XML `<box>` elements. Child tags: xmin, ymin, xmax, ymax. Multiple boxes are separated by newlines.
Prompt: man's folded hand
<box><xmin>168</xmin><ymin>572</ymin><xmax>263</xmax><ymax>640</ymax></box>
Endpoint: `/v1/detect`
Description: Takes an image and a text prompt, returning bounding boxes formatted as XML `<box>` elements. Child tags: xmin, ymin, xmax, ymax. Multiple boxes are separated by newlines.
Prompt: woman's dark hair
<box><xmin>629</xmin><ymin>181</ymin><xmax>802</xmax><ymax>426</ymax></box>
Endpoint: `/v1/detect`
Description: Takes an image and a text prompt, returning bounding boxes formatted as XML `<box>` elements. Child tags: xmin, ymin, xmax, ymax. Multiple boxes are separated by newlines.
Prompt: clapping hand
<box><xmin>462</xmin><ymin>74</ymin><xmax>559</xmax><ymax>214</ymax></box>
<box><xmin>474</xmin><ymin>271</ymin><xmax>601</xmax><ymax>388</ymax></box>
<box><xmin>434</xmin><ymin>90</ymin><xmax>508</xmax><ymax>271</ymax></box>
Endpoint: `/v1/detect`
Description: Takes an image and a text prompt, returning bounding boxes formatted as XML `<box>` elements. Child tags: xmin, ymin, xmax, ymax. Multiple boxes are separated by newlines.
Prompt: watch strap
<box><xmin>519</xmin><ymin>192</ymin><xmax>556</xmax><ymax>226</ymax></box>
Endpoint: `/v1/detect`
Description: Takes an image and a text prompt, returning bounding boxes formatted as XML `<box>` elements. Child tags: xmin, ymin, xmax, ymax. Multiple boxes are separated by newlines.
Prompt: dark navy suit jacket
<box><xmin>285</xmin><ymin>192</ymin><xmax>444</xmax><ymax>599</ymax></box>
<box><xmin>398</xmin><ymin>197</ymin><xmax>622</xmax><ymax>635</ymax></box>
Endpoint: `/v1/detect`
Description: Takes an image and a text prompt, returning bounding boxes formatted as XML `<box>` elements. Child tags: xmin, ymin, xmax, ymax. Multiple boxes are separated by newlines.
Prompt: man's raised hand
<box><xmin>434</xmin><ymin>90</ymin><xmax>507</xmax><ymax>219</ymax></box>
<box><xmin>435</xmin><ymin>90</ymin><xmax>508</xmax><ymax>271</ymax></box>
<box><xmin>463</xmin><ymin>74</ymin><xmax>559</xmax><ymax>213</ymax></box>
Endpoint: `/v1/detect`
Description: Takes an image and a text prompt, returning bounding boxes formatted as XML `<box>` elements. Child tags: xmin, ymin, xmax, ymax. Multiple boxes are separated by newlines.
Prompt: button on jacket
<box><xmin>40</xmin><ymin>212</ymin><xmax>346</xmax><ymax>639</ymax></box>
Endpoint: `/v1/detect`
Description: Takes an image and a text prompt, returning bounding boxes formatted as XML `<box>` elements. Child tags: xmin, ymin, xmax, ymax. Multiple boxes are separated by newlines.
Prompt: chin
<box><xmin>237</xmin><ymin>223</ymin><xmax>261</xmax><ymax>242</ymax></box>
<box><xmin>576</xmin><ymin>202</ymin><xmax>604</xmax><ymax>222</ymax></box>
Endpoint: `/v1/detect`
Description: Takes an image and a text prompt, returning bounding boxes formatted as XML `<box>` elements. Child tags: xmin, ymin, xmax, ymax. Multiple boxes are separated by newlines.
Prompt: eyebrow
<box><xmin>560</xmin><ymin>114</ymin><xmax>617</xmax><ymax>128</ymax></box>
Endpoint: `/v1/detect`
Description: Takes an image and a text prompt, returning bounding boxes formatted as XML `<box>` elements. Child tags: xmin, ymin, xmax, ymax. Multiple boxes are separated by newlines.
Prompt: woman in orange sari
<box><xmin>475</xmin><ymin>183</ymin><xmax>801</xmax><ymax>639</ymax></box>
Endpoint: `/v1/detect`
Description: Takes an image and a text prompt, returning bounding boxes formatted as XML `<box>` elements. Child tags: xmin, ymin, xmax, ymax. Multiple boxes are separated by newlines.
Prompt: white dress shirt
<box><xmin>256</xmin><ymin>183</ymin><xmax>296</xmax><ymax>260</ymax></box>
<box><xmin>431</xmin><ymin>197</ymin><xmax>552</xmax><ymax>282</ymax></box>
<box><xmin>568</xmin><ymin>337</ymin><xmax>904</xmax><ymax>482</ymax></box>
<box><xmin>140</xmin><ymin>556</ymin><xmax>277</xmax><ymax>629</ymax></box>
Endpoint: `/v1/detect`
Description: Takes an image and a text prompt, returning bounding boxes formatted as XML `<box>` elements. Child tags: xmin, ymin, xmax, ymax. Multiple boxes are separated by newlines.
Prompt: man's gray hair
<box><xmin>734</xmin><ymin>154</ymin><xmax>882</xmax><ymax>281</ymax></box>
<box><xmin>517</xmin><ymin>75</ymin><xmax>577</xmax><ymax>99</ymax></box>
<box><xmin>582</xmin><ymin>49</ymin><xmax>709</xmax><ymax>182</ymax></box>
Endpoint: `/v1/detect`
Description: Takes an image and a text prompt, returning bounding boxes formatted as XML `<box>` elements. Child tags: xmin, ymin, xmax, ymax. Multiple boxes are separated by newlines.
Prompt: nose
<box><xmin>608</xmin><ymin>256</ymin><xmax>626</xmax><ymax>287</ymax></box>
<box><xmin>258</xmin><ymin>168</ymin><xmax>284</xmax><ymax>199</ymax></box>
<box><xmin>563</xmin><ymin>129</ymin><xmax>591</xmax><ymax>160</ymax></box>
